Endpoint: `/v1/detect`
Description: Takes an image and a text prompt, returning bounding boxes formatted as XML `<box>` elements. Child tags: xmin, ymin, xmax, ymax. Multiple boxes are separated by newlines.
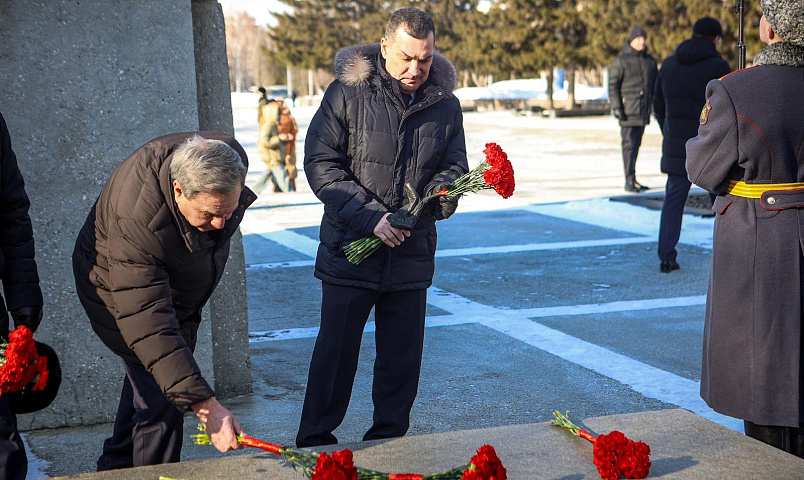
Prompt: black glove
<box><xmin>612</xmin><ymin>109</ymin><xmax>624</xmax><ymax>120</ymax></box>
<box><xmin>387</xmin><ymin>183</ymin><xmax>442</xmax><ymax>230</ymax></box>
<box><xmin>430</xmin><ymin>182</ymin><xmax>459</xmax><ymax>220</ymax></box>
<box><xmin>11</xmin><ymin>305</ymin><xmax>43</xmax><ymax>333</ymax></box>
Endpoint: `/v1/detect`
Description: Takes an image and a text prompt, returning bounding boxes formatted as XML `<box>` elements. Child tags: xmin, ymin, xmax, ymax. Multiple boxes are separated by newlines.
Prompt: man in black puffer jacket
<box><xmin>298</xmin><ymin>7</ymin><xmax>468</xmax><ymax>447</ymax></box>
<box><xmin>0</xmin><ymin>112</ymin><xmax>44</xmax><ymax>480</ymax></box>
<box><xmin>609</xmin><ymin>25</ymin><xmax>658</xmax><ymax>193</ymax></box>
<box><xmin>654</xmin><ymin>18</ymin><xmax>731</xmax><ymax>273</ymax></box>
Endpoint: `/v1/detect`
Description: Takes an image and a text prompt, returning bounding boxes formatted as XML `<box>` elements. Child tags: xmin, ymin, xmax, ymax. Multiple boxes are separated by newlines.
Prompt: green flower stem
<box><xmin>345</xmin><ymin>236</ymin><xmax>383</xmax><ymax>265</ymax></box>
<box><xmin>550</xmin><ymin>410</ymin><xmax>581</xmax><ymax>436</ymax></box>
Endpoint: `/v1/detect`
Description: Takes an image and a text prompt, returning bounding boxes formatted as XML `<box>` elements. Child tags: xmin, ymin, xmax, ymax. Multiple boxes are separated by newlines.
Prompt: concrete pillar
<box><xmin>0</xmin><ymin>0</ymin><xmax>251</xmax><ymax>428</ymax></box>
<box><xmin>191</xmin><ymin>0</ymin><xmax>252</xmax><ymax>398</ymax></box>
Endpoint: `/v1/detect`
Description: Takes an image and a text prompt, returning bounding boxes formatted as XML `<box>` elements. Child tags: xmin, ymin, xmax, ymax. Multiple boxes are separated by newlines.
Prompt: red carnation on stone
<box><xmin>311</xmin><ymin>449</ymin><xmax>358</xmax><ymax>480</ymax></box>
<box><xmin>462</xmin><ymin>444</ymin><xmax>507</xmax><ymax>480</ymax></box>
<box><xmin>552</xmin><ymin>411</ymin><xmax>651</xmax><ymax>480</ymax></box>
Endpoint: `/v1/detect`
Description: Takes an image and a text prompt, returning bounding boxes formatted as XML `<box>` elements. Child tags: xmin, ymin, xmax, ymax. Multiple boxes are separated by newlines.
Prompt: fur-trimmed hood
<box><xmin>334</xmin><ymin>43</ymin><xmax>457</xmax><ymax>95</ymax></box>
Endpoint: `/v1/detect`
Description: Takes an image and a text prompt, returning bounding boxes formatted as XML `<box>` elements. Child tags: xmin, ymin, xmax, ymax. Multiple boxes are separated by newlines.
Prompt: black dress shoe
<box><xmin>624</xmin><ymin>182</ymin><xmax>639</xmax><ymax>193</ymax></box>
<box><xmin>660</xmin><ymin>260</ymin><xmax>680</xmax><ymax>273</ymax></box>
<box><xmin>634</xmin><ymin>182</ymin><xmax>649</xmax><ymax>191</ymax></box>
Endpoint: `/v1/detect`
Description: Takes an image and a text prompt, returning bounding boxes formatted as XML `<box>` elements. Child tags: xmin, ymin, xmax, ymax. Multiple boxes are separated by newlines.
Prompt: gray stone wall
<box><xmin>0</xmin><ymin>0</ymin><xmax>250</xmax><ymax>428</ymax></box>
<box><xmin>192</xmin><ymin>0</ymin><xmax>253</xmax><ymax>397</ymax></box>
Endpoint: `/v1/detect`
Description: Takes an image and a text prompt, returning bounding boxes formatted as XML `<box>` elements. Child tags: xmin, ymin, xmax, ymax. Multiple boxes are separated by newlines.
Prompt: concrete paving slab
<box><xmin>433</xmin><ymin>242</ymin><xmax>710</xmax><ymax>309</ymax></box>
<box><xmin>48</xmin><ymin>410</ymin><xmax>804</xmax><ymax>479</ymax></box>
<box><xmin>537</xmin><ymin>304</ymin><xmax>706</xmax><ymax>380</ymax></box>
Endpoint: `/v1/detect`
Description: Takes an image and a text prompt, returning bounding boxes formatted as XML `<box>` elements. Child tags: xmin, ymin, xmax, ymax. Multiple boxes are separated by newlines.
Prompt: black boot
<box><xmin>744</xmin><ymin>421</ymin><xmax>804</xmax><ymax>458</ymax></box>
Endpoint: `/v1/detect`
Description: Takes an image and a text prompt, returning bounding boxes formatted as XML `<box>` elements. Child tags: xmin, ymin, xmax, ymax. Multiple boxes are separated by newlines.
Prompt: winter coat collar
<box><xmin>334</xmin><ymin>43</ymin><xmax>457</xmax><ymax>96</ymax></box>
<box><xmin>753</xmin><ymin>42</ymin><xmax>804</xmax><ymax>67</ymax></box>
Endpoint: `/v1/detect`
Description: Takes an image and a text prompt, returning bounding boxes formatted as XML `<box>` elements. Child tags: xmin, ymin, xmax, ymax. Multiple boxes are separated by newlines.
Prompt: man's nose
<box><xmin>408</xmin><ymin>60</ymin><xmax>420</xmax><ymax>76</ymax></box>
<box><xmin>210</xmin><ymin>216</ymin><xmax>226</xmax><ymax>230</ymax></box>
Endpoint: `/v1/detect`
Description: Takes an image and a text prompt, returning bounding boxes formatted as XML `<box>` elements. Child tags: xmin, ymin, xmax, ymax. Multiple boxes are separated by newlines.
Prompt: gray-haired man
<box><xmin>72</xmin><ymin>133</ymin><xmax>256</xmax><ymax>469</ymax></box>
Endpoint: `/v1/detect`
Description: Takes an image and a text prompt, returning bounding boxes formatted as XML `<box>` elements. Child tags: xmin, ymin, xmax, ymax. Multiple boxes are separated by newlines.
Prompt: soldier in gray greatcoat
<box><xmin>686</xmin><ymin>0</ymin><xmax>804</xmax><ymax>457</ymax></box>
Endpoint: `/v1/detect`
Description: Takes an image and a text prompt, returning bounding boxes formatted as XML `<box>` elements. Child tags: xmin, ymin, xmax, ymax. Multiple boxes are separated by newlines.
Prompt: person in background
<box><xmin>277</xmin><ymin>100</ymin><xmax>299</xmax><ymax>191</ymax></box>
<box><xmin>253</xmin><ymin>98</ymin><xmax>293</xmax><ymax>194</ymax></box>
<box><xmin>256</xmin><ymin>86</ymin><xmax>270</xmax><ymax>129</ymax></box>
<box><xmin>72</xmin><ymin>132</ymin><xmax>257</xmax><ymax>469</ymax></box>
<box><xmin>0</xmin><ymin>111</ymin><xmax>44</xmax><ymax>480</ymax></box>
<box><xmin>686</xmin><ymin>0</ymin><xmax>804</xmax><ymax>457</ymax></box>
<box><xmin>653</xmin><ymin>17</ymin><xmax>730</xmax><ymax>273</ymax></box>
<box><xmin>609</xmin><ymin>25</ymin><xmax>658</xmax><ymax>193</ymax></box>
<box><xmin>297</xmin><ymin>7</ymin><xmax>466</xmax><ymax>447</ymax></box>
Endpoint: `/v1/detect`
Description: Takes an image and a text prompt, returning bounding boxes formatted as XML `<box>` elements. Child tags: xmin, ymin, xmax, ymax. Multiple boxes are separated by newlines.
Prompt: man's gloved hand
<box><xmin>386</xmin><ymin>182</ymin><xmax>444</xmax><ymax>230</ymax></box>
<box><xmin>612</xmin><ymin>109</ymin><xmax>624</xmax><ymax>120</ymax></box>
<box><xmin>429</xmin><ymin>182</ymin><xmax>459</xmax><ymax>220</ymax></box>
<box><xmin>10</xmin><ymin>305</ymin><xmax>43</xmax><ymax>333</ymax></box>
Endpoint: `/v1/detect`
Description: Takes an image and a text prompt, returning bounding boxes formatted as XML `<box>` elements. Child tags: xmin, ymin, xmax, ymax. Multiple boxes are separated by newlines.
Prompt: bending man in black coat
<box><xmin>0</xmin><ymin>111</ymin><xmax>44</xmax><ymax>480</ymax></box>
<box><xmin>653</xmin><ymin>18</ymin><xmax>730</xmax><ymax>273</ymax></box>
<box><xmin>298</xmin><ymin>7</ymin><xmax>468</xmax><ymax>447</ymax></box>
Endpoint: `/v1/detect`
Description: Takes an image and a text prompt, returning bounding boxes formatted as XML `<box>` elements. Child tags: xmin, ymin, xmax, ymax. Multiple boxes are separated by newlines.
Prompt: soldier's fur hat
<box><xmin>762</xmin><ymin>0</ymin><xmax>804</xmax><ymax>46</ymax></box>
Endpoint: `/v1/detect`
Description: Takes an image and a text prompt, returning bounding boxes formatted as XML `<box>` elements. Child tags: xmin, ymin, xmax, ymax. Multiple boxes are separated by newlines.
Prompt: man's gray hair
<box><xmin>170</xmin><ymin>135</ymin><xmax>246</xmax><ymax>199</ymax></box>
<box><xmin>384</xmin><ymin>7</ymin><xmax>436</xmax><ymax>43</ymax></box>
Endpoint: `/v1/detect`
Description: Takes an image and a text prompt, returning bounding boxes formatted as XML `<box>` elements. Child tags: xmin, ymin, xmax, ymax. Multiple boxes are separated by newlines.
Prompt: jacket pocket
<box><xmin>624</xmin><ymin>96</ymin><xmax>641</xmax><ymax>117</ymax></box>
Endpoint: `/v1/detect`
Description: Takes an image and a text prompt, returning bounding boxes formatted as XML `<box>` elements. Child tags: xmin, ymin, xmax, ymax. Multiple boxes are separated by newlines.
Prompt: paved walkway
<box><xmin>23</xmin><ymin>102</ymin><xmax>742</xmax><ymax>478</ymax></box>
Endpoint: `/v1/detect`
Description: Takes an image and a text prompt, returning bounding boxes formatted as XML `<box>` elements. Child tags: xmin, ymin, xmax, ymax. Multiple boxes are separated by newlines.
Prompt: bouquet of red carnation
<box><xmin>193</xmin><ymin>426</ymin><xmax>506</xmax><ymax>480</ymax></box>
<box><xmin>344</xmin><ymin>142</ymin><xmax>515</xmax><ymax>265</ymax></box>
<box><xmin>551</xmin><ymin>411</ymin><xmax>650</xmax><ymax>480</ymax></box>
<box><xmin>0</xmin><ymin>325</ymin><xmax>49</xmax><ymax>396</ymax></box>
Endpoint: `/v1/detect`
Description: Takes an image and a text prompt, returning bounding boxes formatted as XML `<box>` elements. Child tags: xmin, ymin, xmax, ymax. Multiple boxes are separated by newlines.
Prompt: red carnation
<box><xmin>552</xmin><ymin>411</ymin><xmax>651</xmax><ymax>480</ymax></box>
<box><xmin>343</xmin><ymin>142</ymin><xmax>515</xmax><ymax>265</ymax></box>
<box><xmin>311</xmin><ymin>448</ymin><xmax>358</xmax><ymax>480</ymax></box>
<box><xmin>462</xmin><ymin>444</ymin><xmax>507</xmax><ymax>480</ymax></box>
<box><xmin>0</xmin><ymin>326</ymin><xmax>49</xmax><ymax>396</ymax></box>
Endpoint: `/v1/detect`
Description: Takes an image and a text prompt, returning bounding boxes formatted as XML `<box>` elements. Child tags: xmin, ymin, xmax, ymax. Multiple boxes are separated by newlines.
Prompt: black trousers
<box><xmin>97</xmin><ymin>360</ymin><xmax>184</xmax><ymax>470</ymax></box>
<box><xmin>296</xmin><ymin>283</ymin><xmax>427</xmax><ymax>447</ymax></box>
<box><xmin>658</xmin><ymin>174</ymin><xmax>692</xmax><ymax>262</ymax></box>
<box><xmin>621</xmin><ymin>126</ymin><xmax>646</xmax><ymax>184</ymax></box>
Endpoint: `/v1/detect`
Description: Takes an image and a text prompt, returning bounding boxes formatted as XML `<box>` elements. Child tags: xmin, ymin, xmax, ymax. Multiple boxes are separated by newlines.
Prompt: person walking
<box><xmin>686</xmin><ymin>0</ymin><xmax>804</xmax><ymax>457</ymax></box>
<box><xmin>72</xmin><ymin>133</ymin><xmax>257</xmax><ymax>469</ymax></box>
<box><xmin>297</xmin><ymin>7</ymin><xmax>467</xmax><ymax>447</ymax></box>
<box><xmin>253</xmin><ymin>98</ymin><xmax>292</xmax><ymax>194</ymax></box>
<box><xmin>0</xmin><ymin>111</ymin><xmax>44</xmax><ymax>480</ymax></box>
<box><xmin>654</xmin><ymin>18</ymin><xmax>730</xmax><ymax>273</ymax></box>
<box><xmin>609</xmin><ymin>25</ymin><xmax>658</xmax><ymax>193</ymax></box>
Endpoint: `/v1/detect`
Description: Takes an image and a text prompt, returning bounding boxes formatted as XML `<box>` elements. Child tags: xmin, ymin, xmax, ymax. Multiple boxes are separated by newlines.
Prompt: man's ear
<box><xmin>380</xmin><ymin>37</ymin><xmax>389</xmax><ymax>59</ymax></box>
<box><xmin>173</xmin><ymin>179</ymin><xmax>184</xmax><ymax>199</ymax></box>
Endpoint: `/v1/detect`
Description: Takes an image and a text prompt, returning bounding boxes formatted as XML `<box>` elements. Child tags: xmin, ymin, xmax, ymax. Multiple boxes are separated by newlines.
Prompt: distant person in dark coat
<box><xmin>686</xmin><ymin>0</ymin><xmax>804</xmax><ymax>457</ymax></box>
<box><xmin>297</xmin><ymin>7</ymin><xmax>467</xmax><ymax>447</ymax></box>
<box><xmin>72</xmin><ymin>133</ymin><xmax>257</xmax><ymax>469</ymax></box>
<box><xmin>0</xmin><ymin>112</ymin><xmax>44</xmax><ymax>480</ymax></box>
<box><xmin>654</xmin><ymin>17</ymin><xmax>731</xmax><ymax>273</ymax></box>
<box><xmin>609</xmin><ymin>25</ymin><xmax>658</xmax><ymax>193</ymax></box>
